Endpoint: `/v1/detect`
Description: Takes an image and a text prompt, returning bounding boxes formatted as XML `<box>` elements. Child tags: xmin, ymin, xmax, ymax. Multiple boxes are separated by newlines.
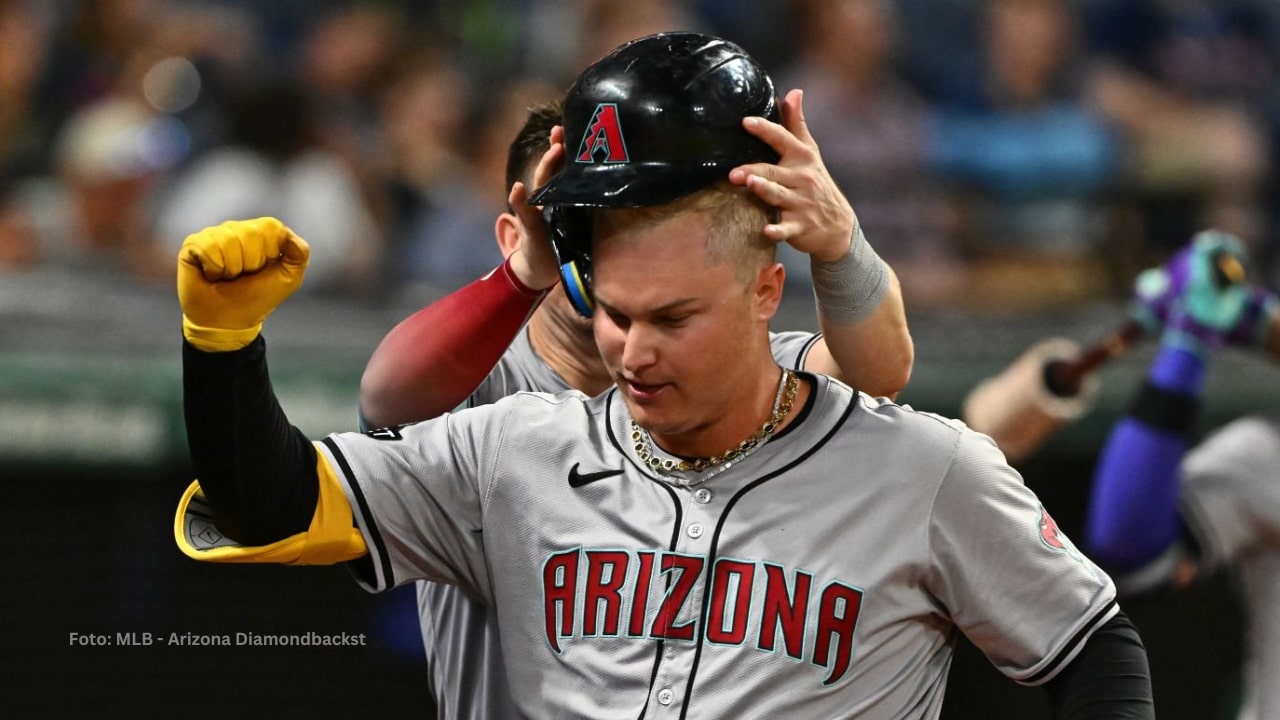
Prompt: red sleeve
<box><xmin>359</xmin><ymin>258</ymin><xmax>546</xmax><ymax>428</ymax></box>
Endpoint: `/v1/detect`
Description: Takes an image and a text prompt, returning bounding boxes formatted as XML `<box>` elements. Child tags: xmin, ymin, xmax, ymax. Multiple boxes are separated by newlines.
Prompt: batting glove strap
<box><xmin>182</xmin><ymin>316</ymin><xmax>262</xmax><ymax>353</ymax></box>
<box><xmin>811</xmin><ymin>225</ymin><xmax>888</xmax><ymax>325</ymax></box>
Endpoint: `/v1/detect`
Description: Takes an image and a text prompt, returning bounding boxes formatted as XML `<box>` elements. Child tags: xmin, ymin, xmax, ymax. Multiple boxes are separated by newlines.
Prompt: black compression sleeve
<box><xmin>183</xmin><ymin>335</ymin><xmax>318</xmax><ymax>545</ymax></box>
<box><xmin>1044</xmin><ymin>611</ymin><xmax>1154</xmax><ymax>719</ymax></box>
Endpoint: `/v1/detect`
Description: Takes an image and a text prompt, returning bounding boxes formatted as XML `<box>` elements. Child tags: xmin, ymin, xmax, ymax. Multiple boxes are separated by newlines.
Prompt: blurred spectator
<box><xmin>296</xmin><ymin>3</ymin><xmax>407</xmax><ymax>172</ymax></box>
<box><xmin>391</xmin><ymin>74</ymin><xmax>563</xmax><ymax>294</ymax></box>
<box><xmin>470</xmin><ymin>79</ymin><xmax>565</xmax><ymax>205</ymax></box>
<box><xmin>925</xmin><ymin>0</ymin><xmax>1120</xmax><ymax>310</ymax></box>
<box><xmin>7</xmin><ymin>95</ymin><xmax>182</xmax><ymax>282</ymax></box>
<box><xmin>375</xmin><ymin>43</ymin><xmax>482</xmax><ymax>289</ymax></box>
<box><xmin>153</xmin><ymin>75</ymin><xmax>383</xmax><ymax>296</ymax></box>
<box><xmin>521</xmin><ymin>0</ymin><xmax>706</xmax><ymax>88</ymax></box>
<box><xmin>778</xmin><ymin>0</ymin><xmax>965</xmax><ymax>310</ymax></box>
<box><xmin>26</xmin><ymin>0</ymin><xmax>166</xmax><ymax>174</ymax></box>
<box><xmin>396</xmin><ymin>77</ymin><xmax>561</xmax><ymax>297</ymax></box>
<box><xmin>0</xmin><ymin>180</ymin><xmax>36</xmax><ymax>269</ymax></box>
<box><xmin>118</xmin><ymin>2</ymin><xmax>266</xmax><ymax>158</ymax></box>
<box><xmin>0</xmin><ymin>0</ymin><xmax>52</xmax><ymax>180</ymax></box>
<box><xmin>573</xmin><ymin>0</ymin><xmax>705</xmax><ymax>73</ymax></box>
<box><xmin>895</xmin><ymin>0</ymin><xmax>987</xmax><ymax>108</ymax></box>
<box><xmin>1078</xmin><ymin>0</ymin><xmax>1275</xmax><ymax>264</ymax></box>
<box><xmin>695</xmin><ymin>0</ymin><xmax>800</xmax><ymax>73</ymax></box>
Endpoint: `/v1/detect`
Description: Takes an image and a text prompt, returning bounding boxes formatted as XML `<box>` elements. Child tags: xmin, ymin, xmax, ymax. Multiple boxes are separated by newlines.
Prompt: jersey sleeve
<box><xmin>319</xmin><ymin>402</ymin><xmax>513</xmax><ymax>600</ymax></box>
<box><xmin>927</xmin><ymin>429</ymin><xmax>1118</xmax><ymax>685</ymax></box>
<box><xmin>767</xmin><ymin>330</ymin><xmax>823</xmax><ymax>371</ymax></box>
<box><xmin>1179</xmin><ymin>412</ymin><xmax>1280</xmax><ymax>574</ymax></box>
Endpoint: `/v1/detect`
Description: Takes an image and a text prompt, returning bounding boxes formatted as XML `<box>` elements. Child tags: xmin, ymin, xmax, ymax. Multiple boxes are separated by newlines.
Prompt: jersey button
<box><xmin>693</xmin><ymin>488</ymin><xmax>712</xmax><ymax>504</ymax></box>
<box><xmin>687</xmin><ymin>523</ymin><xmax>704</xmax><ymax>539</ymax></box>
<box><xmin>657</xmin><ymin>688</ymin><xmax>674</xmax><ymax>705</ymax></box>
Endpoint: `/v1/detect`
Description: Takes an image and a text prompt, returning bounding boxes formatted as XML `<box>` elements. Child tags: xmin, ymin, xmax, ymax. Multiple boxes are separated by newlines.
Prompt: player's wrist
<box><xmin>183</xmin><ymin>315</ymin><xmax>262</xmax><ymax>352</ymax></box>
<box><xmin>809</xmin><ymin>222</ymin><xmax>854</xmax><ymax>264</ymax></box>
<box><xmin>501</xmin><ymin>255</ymin><xmax>555</xmax><ymax>296</ymax></box>
<box><xmin>811</xmin><ymin>224</ymin><xmax>888</xmax><ymax>325</ymax></box>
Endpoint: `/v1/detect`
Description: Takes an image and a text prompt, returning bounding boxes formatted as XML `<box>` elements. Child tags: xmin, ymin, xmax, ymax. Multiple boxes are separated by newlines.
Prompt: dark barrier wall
<box><xmin>5</xmin><ymin>466</ymin><xmax>438</xmax><ymax>720</ymax></box>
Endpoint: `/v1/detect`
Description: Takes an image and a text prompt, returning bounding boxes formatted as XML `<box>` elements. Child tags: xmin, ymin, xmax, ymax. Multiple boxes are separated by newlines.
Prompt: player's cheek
<box><xmin>592</xmin><ymin>316</ymin><xmax>624</xmax><ymax>369</ymax></box>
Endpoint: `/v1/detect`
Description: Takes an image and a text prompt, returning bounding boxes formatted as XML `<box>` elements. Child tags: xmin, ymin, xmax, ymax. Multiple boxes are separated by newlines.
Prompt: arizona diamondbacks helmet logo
<box><xmin>575</xmin><ymin>104</ymin><xmax>629</xmax><ymax>164</ymax></box>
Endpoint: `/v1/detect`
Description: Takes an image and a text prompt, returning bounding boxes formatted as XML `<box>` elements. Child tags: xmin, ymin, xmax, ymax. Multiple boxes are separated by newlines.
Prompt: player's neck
<box><xmin>528</xmin><ymin>308</ymin><xmax>612</xmax><ymax>396</ymax></box>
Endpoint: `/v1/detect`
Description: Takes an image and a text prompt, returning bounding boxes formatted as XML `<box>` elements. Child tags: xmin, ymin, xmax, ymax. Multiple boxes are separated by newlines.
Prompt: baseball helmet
<box><xmin>529</xmin><ymin>31</ymin><xmax>781</xmax><ymax>316</ymax></box>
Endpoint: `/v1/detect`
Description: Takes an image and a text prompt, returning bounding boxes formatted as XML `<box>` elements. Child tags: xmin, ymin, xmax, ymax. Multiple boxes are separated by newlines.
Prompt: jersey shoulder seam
<box><xmin>922</xmin><ymin>422</ymin><xmax>967</xmax><ymax>591</ymax></box>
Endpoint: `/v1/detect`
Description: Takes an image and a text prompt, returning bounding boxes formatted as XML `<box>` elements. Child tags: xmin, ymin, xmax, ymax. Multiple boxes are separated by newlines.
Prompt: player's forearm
<box><xmin>1085</xmin><ymin>344</ymin><xmax>1201</xmax><ymax>569</ymax></box>
<box><xmin>814</xmin><ymin>265</ymin><xmax>913</xmax><ymax>398</ymax></box>
<box><xmin>1043</xmin><ymin>611</ymin><xmax>1154</xmax><ymax>719</ymax></box>
<box><xmin>184</xmin><ymin>336</ymin><xmax>318</xmax><ymax>545</ymax></box>
<box><xmin>806</xmin><ymin>234</ymin><xmax>913</xmax><ymax>398</ymax></box>
<box><xmin>359</xmin><ymin>259</ymin><xmax>545</xmax><ymax>428</ymax></box>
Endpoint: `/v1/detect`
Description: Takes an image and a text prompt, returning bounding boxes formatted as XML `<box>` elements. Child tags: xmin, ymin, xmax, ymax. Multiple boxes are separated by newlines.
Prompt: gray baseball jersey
<box><xmin>328</xmin><ymin>364</ymin><xmax>1117</xmax><ymax>718</ymax></box>
<box><xmin>416</xmin><ymin>329</ymin><xmax>823</xmax><ymax>720</ymax></box>
<box><xmin>1177</xmin><ymin>412</ymin><xmax>1280</xmax><ymax>720</ymax></box>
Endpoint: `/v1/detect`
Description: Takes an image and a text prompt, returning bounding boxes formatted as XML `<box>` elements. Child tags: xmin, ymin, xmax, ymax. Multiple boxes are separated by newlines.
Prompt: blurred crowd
<box><xmin>1</xmin><ymin>0</ymin><xmax>1279</xmax><ymax>314</ymax></box>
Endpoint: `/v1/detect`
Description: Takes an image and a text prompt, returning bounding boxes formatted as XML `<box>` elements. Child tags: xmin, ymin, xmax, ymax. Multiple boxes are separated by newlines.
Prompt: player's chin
<box><xmin>622</xmin><ymin>397</ymin><xmax>677</xmax><ymax>434</ymax></box>
<box><xmin>631</xmin><ymin>415</ymin><xmax>688</xmax><ymax>441</ymax></box>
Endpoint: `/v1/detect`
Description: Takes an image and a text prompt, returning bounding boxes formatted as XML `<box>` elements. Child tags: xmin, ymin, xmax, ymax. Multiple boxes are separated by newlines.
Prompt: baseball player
<box><xmin>360</xmin><ymin>55</ymin><xmax>912</xmax><ymax>719</ymax></box>
<box><xmin>1085</xmin><ymin>232</ymin><xmax>1280</xmax><ymax>719</ymax></box>
<box><xmin>961</xmin><ymin>228</ymin><xmax>1280</xmax><ymax>465</ymax></box>
<box><xmin>174</xmin><ymin>32</ymin><xmax>1153</xmax><ymax>718</ymax></box>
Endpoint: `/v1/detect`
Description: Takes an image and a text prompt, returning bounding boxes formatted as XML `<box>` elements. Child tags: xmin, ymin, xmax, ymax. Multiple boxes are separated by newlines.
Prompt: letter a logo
<box><xmin>575</xmin><ymin>104</ymin><xmax>630</xmax><ymax>165</ymax></box>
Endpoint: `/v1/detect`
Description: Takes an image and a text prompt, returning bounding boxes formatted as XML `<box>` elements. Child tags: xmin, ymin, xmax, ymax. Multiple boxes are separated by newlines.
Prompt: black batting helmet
<box><xmin>530</xmin><ymin>31</ymin><xmax>780</xmax><ymax>208</ymax></box>
<box><xmin>530</xmin><ymin>31</ymin><xmax>781</xmax><ymax>315</ymax></box>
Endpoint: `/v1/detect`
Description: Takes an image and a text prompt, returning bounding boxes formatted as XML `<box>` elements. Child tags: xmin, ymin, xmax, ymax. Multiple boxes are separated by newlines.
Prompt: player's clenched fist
<box><xmin>178</xmin><ymin>217</ymin><xmax>310</xmax><ymax>352</ymax></box>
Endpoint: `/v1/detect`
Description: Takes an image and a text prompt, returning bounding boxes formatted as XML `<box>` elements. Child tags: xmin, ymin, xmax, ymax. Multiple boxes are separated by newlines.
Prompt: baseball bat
<box><xmin>1040</xmin><ymin>320</ymin><xmax>1146</xmax><ymax>398</ymax></box>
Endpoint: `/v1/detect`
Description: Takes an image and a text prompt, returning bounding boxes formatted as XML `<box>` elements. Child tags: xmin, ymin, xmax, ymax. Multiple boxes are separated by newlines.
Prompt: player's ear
<box><xmin>753</xmin><ymin>261</ymin><xmax>784</xmax><ymax>321</ymax></box>
<box><xmin>494</xmin><ymin>211</ymin><xmax>520</xmax><ymax>259</ymax></box>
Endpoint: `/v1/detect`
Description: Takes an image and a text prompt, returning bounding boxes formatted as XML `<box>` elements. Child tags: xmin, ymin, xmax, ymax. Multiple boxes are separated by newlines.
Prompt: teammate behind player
<box><xmin>1085</xmin><ymin>231</ymin><xmax>1280</xmax><ymax>719</ymax></box>
<box><xmin>360</xmin><ymin>86</ymin><xmax>914</xmax><ymax>718</ymax></box>
<box><xmin>174</xmin><ymin>32</ymin><xmax>1153</xmax><ymax>717</ymax></box>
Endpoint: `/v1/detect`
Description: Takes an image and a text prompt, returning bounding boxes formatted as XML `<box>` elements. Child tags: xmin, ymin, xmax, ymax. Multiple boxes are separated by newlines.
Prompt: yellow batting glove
<box><xmin>177</xmin><ymin>217</ymin><xmax>310</xmax><ymax>352</ymax></box>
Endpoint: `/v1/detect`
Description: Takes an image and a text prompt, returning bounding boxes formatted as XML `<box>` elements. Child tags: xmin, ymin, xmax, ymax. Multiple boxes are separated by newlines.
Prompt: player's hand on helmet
<box><xmin>729</xmin><ymin>88</ymin><xmax>856</xmax><ymax>263</ymax></box>
<box><xmin>1131</xmin><ymin>230</ymin><xmax>1252</xmax><ymax>351</ymax></box>
<box><xmin>507</xmin><ymin>125</ymin><xmax>565</xmax><ymax>291</ymax></box>
<box><xmin>177</xmin><ymin>217</ymin><xmax>309</xmax><ymax>352</ymax></box>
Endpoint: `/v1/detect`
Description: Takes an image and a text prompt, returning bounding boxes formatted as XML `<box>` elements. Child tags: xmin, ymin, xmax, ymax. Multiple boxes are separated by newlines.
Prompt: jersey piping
<box><xmin>678</xmin><ymin>382</ymin><xmax>857</xmax><ymax>715</ymax></box>
<box><xmin>324</xmin><ymin>436</ymin><xmax>395</xmax><ymax>590</ymax></box>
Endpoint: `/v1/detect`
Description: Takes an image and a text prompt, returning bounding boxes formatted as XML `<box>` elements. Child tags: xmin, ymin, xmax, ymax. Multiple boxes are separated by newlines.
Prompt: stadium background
<box><xmin>4</xmin><ymin>1</ymin><xmax>1279</xmax><ymax>718</ymax></box>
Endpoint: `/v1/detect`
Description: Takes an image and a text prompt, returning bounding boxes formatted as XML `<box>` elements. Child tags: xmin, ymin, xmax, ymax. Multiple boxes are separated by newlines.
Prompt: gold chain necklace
<box><xmin>632</xmin><ymin>369</ymin><xmax>799</xmax><ymax>480</ymax></box>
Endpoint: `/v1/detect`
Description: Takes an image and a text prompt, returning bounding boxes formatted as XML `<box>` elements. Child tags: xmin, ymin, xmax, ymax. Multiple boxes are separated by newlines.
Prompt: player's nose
<box><xmin>619</xmin><ymin>323</ymin><xmax>660</xmax><ymax>374</ymax></box>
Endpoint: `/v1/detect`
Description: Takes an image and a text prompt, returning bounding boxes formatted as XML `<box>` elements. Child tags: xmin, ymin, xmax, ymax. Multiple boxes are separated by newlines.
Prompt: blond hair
<box><xmin>592</xmin><ymin>182</ymin><xmax>774</xmax><ymax>284</ymax></box>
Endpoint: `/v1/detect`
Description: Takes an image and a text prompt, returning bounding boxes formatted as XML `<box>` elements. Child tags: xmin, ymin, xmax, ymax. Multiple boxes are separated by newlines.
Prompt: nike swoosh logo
<box><xmin>568</xmin><ymin>463</ymin><xmax>625</xmax><ymax>488</ymax></box>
